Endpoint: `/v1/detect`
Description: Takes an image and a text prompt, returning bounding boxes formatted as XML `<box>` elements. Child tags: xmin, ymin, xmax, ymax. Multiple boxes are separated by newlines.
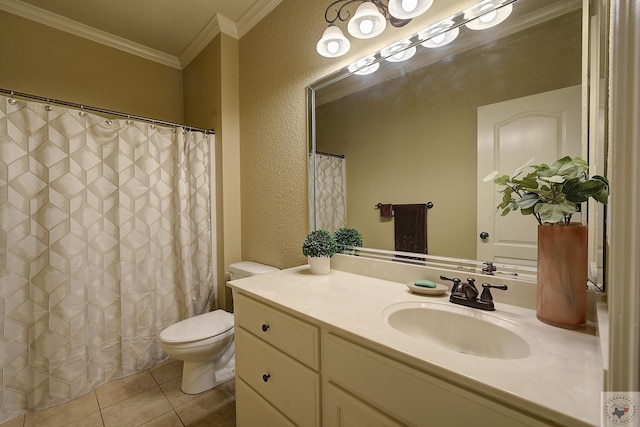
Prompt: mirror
<box><xmin>309</xmin><ymin>0</ymin><xmax>607</xmax><ymax>283</ymax></box>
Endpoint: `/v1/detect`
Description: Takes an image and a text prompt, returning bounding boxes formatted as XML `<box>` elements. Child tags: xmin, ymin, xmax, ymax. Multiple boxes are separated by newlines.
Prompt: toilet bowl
<box><xmin>159</xmin><ymin>261</ymin><xmax>279</xmax><ymax>394</ymax></box>
<box><xmin>160</xmin><ymin>310</ymin><xmax>235</xmax><ymax>394</ymax></box>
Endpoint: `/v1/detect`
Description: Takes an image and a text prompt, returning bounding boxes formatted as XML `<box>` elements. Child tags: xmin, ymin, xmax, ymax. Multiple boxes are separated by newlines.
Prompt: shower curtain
<box><xmin>309</xmin><ymin>152</ymin><xmax>346</xmax><ymax>232</ymax></box>
<box><xmin>0</xmin><ymin>94</ymin><xmax>215</xmax><ymax>423</ymax></box>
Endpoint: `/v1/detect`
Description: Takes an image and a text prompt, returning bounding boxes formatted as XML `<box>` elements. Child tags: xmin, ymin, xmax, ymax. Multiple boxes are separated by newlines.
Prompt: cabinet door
<box><xmin>236</xmin><ymin>378</ymin><xmax>295</xmax><ymax>427</ymax></box>
<box><xmin>324</xmin><ymin>332</ymin><xmax>549</xmax><ymax>427</ymax></box>
<box><xmin>324</xmin><ymin>382</ymin><xmax>404</xmax><ymax>427</ymax></box>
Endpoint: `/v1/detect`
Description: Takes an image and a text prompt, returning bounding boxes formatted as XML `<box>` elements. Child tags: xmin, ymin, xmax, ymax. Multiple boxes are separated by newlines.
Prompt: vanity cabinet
<box><xmin>234</xmin><ymin>293</ymin><xmax>321</xmax><ymax>427</ymax></box>
<box><xmin>234</xmin><ymin>290</ymin><xmax>569</xmax><ymax>427</ymax></box>
<box><xmin>323</xmin><ymin>332</ymin><xmax>556</xmax><ymax>427</ymax></box>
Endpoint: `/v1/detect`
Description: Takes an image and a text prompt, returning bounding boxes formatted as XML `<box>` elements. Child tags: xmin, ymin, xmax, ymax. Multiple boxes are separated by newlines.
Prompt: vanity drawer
<box><xmin>236</xmin><ymin>326</ymin><xmax>321</xmax><ymax>427</ymax></box>
<box><xmin>236</xmin><ymin>378</ymin><xmax>295</xmax><ymax>427</ymax></box>
<box><xmin>323</xmin><ymin>332</ymin><xmax>552</xmax><ymax>427</ymax></box>
<box><xmin>234</xmin><ymin>292</ymin><xmax>319</xmax><ymax>369</ymax></box>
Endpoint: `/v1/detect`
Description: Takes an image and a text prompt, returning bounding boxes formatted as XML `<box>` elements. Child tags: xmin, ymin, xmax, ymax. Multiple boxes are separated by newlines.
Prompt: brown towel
<box><xmin>379</xmin><ymin>204</ymin><xmax>393</xmax><ymax>218</ymax></box>
<box><xmin>393</xmin><ymin>204</ymin><xmax>428</xmax><ymax>254</ymax></box>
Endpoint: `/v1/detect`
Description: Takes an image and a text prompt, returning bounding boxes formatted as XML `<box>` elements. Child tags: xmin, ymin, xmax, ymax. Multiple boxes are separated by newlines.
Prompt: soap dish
<box><xmin>406</xmin><ymin>282</ymin><xmax>448</xmax><ymax>296</ymax></box>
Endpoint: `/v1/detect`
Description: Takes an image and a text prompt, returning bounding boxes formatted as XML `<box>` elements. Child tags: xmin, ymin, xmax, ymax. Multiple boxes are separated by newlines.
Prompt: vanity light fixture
<box><xmin>317</xmin><ymin>26</ymin><xmax>351</xmax><ymax>57</ymax></box>
<box><xmin>348</xmin><ymin>56</ymin><xmax>380</xmax><ymax>75</ymax></box>
<box><xmin>387</xmin><ymin>0</ymin><xmax>434</xmax><ymax>20</ymax></box>
<box><xmin>316</xmin><ymin>0</ymin><xmax>434</xmax><ymax>57</ymax></box>
<box><xmin>348</xmin><ymin>3</ymin><xmax>388</xmax><ymax>39</ymax></box>
<box><xmin>381</xmin><ymin>39</ymin><xmax>416</xmax><ymax>62</ymax></box>
<box><xmin>418</xmin><ymin>18</ymin><xmax>459</xmax><ymax>48</ymax></box>
<box><xmin>464</xmin><ymin>0</ymin><xmax>513</xmax><ymax>30</ymax></box>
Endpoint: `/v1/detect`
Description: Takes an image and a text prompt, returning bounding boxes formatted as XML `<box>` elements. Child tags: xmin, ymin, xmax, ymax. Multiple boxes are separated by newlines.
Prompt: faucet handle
<box><xmin>440</xmin><ymin>275</ymin><xmax>463</xmax><ymax>296</ymax></box>
<box><xmin>480</xmin><ymin>283</ymin><xmax>508</xmax><ymax>303</ymax></box>
<box><xmin>440</xmin><ymin>275</ymin><xmax>460</xmax><ymax>284</ymax></box>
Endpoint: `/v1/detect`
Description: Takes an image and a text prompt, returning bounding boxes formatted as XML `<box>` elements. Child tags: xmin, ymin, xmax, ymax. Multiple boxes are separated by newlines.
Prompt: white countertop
<box><xmin>228</xmin><ymin>265</ymin><xmax>603</xmax><ymax>426</ymax></box>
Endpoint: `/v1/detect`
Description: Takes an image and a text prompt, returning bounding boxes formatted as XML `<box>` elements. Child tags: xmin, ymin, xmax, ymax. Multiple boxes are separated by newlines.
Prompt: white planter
<box><xmin>308</xmin><ymin>256</ymin><xmax>331</xmax><ymax>275</ymax></box>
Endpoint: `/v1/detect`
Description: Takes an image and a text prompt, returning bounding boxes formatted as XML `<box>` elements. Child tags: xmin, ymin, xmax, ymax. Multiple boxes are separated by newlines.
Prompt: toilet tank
<box><xmin>228</xmin><ymin>261</ymin><xmax>279</xmax><ymax>280</ymax></box>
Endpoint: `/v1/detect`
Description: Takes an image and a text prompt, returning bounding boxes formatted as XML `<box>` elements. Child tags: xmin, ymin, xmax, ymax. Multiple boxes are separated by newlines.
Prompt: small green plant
<box><xmin>302</xmin><ymin>230</ymin><xmax>337</xmax><ymax>258</ymax></box>
<box><xmin>334</xmin><ymin>227</ymin><xmax>363</xmax><ymax>253</ymax></box>
<box><xmin>483</xmin><ymin>156</ymin><xmax>609</xmax><ymax>225</ymax></box>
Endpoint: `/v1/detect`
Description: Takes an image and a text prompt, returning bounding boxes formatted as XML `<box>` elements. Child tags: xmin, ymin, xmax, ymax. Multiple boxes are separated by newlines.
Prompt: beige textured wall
<box><xmin>238</xmin><ymin>0</ymin><xmax>481</xmax><ymax>269</ymax></box>
<box><xmin>0</xmin><ymin>11</ymin><xmax>184</xmax><ymax>122</ymax></box>
<box><xmin>183</xmin><ymin>34</ymin><xmax>241</xmax><ymax>310</ymax></box>
<box><xmin>315</xmin><ymin>11</ymin><xmax>582</xmax><ymax>260</ymax></box>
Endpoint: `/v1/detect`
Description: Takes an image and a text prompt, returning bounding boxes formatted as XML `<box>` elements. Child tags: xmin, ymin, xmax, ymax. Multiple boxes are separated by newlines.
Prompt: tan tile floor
<box><xmin>1</xmin><ymin>359</ymin><xmax>236</xmax><ymax>427</ymax></box>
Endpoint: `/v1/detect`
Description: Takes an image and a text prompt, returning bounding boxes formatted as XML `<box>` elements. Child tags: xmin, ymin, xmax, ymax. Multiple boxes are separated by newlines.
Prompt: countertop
<box><xmin>228</xmin><ymin>265</ymin><xmax>603</xmax><ymax>426</ymax></box>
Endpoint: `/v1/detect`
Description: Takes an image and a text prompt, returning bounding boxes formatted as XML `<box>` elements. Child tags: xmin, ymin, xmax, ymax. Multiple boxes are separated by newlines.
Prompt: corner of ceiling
<box><xmin>179</xmin><ymin>0</ymin><xmax>284</xmax><ymax>69</ymax></box>
<box><xmin>179</xmin><ymin>13</ymin><xmax>238</xmax><ymax>69</ymax></box>
<box><xmin>0</xmin><ymin>0</ymin><xmax>284</xmax><ymax>71</ymax></box>
<box><xmin>0</xmin><ymin>0</ymin><xmax>183</xmax><ymax>69</ymax></box>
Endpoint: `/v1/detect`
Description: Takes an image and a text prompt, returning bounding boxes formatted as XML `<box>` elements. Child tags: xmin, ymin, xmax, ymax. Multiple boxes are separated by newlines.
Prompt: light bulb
<box><xmin>389</xmin><ymin>0</ymin><xmax>433</xmax><ymax>19</ymax></box>
<box><xmin>401</xmin><ymin>0</ymin><xmax>418</xmax><ymax>13</ymax></box>
<box><xmin>418</xmin><ymin>19</ymin><xmax>458</xmax><ymax>48</ymax></box>
<box><xmin>432</xmin><ymin>33</ymin><xmax>446</xmax><ymax>44</ymax></box>
<box><xmin>316</xmin><ymin>26</ymin><xmax>350</xmax><ymax>57</ymax></box>
<box><xmin>348</xmin><ymin>3</ymin><xmax>386</xmax><ymax>39</ymax></box>
<box><xmin>382</xmin><ymin>40</ymin><xmax>416</xmax><ymax>62</ymax></box>
<box><xmin>390</xmin><ymin>46</ymin><xmax>404</xmax><ymax>60</ymax></box>
<box><xmin>359</xmin><ymin>18</ymin><xmax>374</xmax><ymax>35</ymax></box>
<box><xmin>348</xmin><ymin>56</ymin><xmax>380</xmax><ymax>76</ymax></box>
<box><xmin>480</xmin><ymin>10</ymin><xmax>497</xmax><ymax>23</ymax></box>
<box><xmin>464</xmin><ymin>2</ymin><xmax>513</xmax><ymax>30</ymax></box>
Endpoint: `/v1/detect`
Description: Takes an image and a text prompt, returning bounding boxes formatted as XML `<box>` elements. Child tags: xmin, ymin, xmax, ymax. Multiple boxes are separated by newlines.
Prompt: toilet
<box><xmin>159</xmin><ymin>261</ymin><xmax>279</xmax><ymax>394</ymax></box>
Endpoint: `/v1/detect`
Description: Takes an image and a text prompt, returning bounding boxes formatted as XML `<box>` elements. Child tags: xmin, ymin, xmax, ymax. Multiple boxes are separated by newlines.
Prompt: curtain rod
<box><xmin>1</xmin><ymin>88</ymin><xmax>215</xmax><ymax>135</ymax></box>
<box><xmin>314</xmin><ymin>151</ymin><xmax>345</xmax><ymax>159</ymax></box>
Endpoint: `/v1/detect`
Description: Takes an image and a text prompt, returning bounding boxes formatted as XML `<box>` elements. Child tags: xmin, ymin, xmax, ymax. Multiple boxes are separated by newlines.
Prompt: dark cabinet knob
<box><xmin>479</xmin><ymin>231</ymin><xmax>489</xmax><ymax>240</ymax></box>
<box><xmin>262</xmin><ymin>374</ymin><xmax>271</xmax><ymax>383</ymax></box>
<box><xmin>261</xmin><ymin>323</ymin><xmax>269</xmax><ymax>332</ymax></box>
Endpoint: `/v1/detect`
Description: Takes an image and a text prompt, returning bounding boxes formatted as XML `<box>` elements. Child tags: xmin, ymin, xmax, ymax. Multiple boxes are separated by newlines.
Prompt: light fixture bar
<box><xmin>317</xmin><ymin>0</ymin><xmax>433</xmax><ymax>58</ymax></box>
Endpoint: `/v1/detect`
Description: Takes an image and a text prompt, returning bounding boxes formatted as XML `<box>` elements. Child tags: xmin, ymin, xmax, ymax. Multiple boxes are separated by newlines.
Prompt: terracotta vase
<box><xmin>536</xmin><ymin>223</ymin><xmax>588</xmax><ymax>328</ymax></box>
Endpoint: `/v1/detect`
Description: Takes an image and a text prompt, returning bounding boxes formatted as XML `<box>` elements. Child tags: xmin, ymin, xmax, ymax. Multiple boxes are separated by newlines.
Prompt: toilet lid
<box><xmin>160</xmin><ymin>310</ymin><xmax>234</xmax><ymax>343</ymax></box>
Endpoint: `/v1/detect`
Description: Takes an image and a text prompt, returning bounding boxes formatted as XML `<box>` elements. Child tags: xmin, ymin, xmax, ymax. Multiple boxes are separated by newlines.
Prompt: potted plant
<box><xmin>302</xmin><ymin>230</ymin><xmax>337</xmax><ymax>275</ymax></box>
<box><xmin>334</xmin><ymin>227</ymin><xmax>363</xmax><ymax>255</ymax></box>
<box><xmin>484</xmin><ymin>156</ymin><xmax>609</xmax><ymax>328</ymax></box>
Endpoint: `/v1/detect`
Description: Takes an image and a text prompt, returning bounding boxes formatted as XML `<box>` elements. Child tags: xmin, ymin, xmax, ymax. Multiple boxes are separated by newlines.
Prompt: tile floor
<box><xmin>0</xmin><ymin>359</ymin><xmax>236</xmax><ymax>427</ymax></box>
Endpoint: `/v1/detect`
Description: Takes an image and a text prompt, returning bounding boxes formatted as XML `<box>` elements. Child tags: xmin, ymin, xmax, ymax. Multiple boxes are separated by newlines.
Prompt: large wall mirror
<box><xmin>308</xmin><ymin>0</ymin><xmax>608</xmax><ymax>285</ymax></box>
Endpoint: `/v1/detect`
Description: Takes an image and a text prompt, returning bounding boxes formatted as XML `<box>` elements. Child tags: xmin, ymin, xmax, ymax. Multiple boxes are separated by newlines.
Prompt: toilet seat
<box><xmin>160</xmin><ymin>310</ymin><xmax>234</xmax><ymax>344</ymax></box>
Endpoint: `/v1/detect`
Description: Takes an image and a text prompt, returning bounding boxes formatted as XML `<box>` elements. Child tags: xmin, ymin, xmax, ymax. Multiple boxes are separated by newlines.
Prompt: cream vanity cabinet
<box><xmin>234</xmin><ymin>291</ymin><xmax>564</xmax><ymax>427</ymax></box>
<box><xmin>234</xmin><ymin>292</ymin><xmax>321</xmax><ymax>427</ymax></box>
<box><xmin>322</xmin><ymin>332</ymin><xmax>558</xmax><ymax>427</ymax></box>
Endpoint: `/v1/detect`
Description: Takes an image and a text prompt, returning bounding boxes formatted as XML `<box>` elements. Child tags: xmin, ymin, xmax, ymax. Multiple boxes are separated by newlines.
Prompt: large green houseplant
<box><xmin>484</xmin><ymin>156</ymin><xmax>609</xmax><ymax>328</ymax></box>
<box><xmin>483</xmin><ymin>156</ymin><xmax>609</xmax><ymax>225</ymax></box>
<box><xmin>302</xmin><ymin>230</ymin><xmax>337</xmax><ymax>275</ymax></box>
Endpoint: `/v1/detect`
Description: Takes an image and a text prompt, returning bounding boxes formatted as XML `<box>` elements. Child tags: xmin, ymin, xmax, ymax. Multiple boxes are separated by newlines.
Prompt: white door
<box><xmin>477</xmin><ymin>85</ymin><xmax>582</xmax><ymax>265</ymax></box>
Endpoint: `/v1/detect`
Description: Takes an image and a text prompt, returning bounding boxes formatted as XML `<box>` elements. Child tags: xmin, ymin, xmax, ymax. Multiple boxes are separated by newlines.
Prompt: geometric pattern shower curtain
<box><xmin>0</xmin><ymin>94</ymin><xmax>215</xmax><ymax>423</ymax></box>
<box><xmin>309</xmin><ymin>152</ymin><xmax>346</xmax><ymax>233</ymax></box>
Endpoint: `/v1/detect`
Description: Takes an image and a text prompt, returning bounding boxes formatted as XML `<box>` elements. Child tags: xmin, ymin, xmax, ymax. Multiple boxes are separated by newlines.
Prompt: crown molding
<box><xmin>179</xmin><ymin>14</ymin><xmax>235</xmax><ymax>68</ymax></box>
<box><xmin>0</xmin><ymin>0</ymin><xmax>182</xmax><ymax>69</ymax></box>
<box><xmin>178</xmin><ymin>0</ymin><xmax>282</xmax><ymax>68</ymax></box>
<box><xmin>0</xmin><ymin>0</ymin><xmax>281</xmax><ymax>70</ymax></box>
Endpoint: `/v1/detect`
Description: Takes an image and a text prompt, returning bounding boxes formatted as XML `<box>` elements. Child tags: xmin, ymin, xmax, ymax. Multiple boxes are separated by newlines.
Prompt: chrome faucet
<box><xmin>482</xmin><ymin>261</ymin><xmax>497</xmax><ymax>275</ymax></box>
<box><xmin>440</xmin><ymin>275</ymin><xmax>507</xmax><ymax>311</ymax></box>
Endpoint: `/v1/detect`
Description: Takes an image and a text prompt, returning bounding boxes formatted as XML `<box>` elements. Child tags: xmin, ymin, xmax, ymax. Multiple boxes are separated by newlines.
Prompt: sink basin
<box><xmin>384</xmin><ymin>301</ymin><xmax>532</xmax><ymax>359</ymax></box>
